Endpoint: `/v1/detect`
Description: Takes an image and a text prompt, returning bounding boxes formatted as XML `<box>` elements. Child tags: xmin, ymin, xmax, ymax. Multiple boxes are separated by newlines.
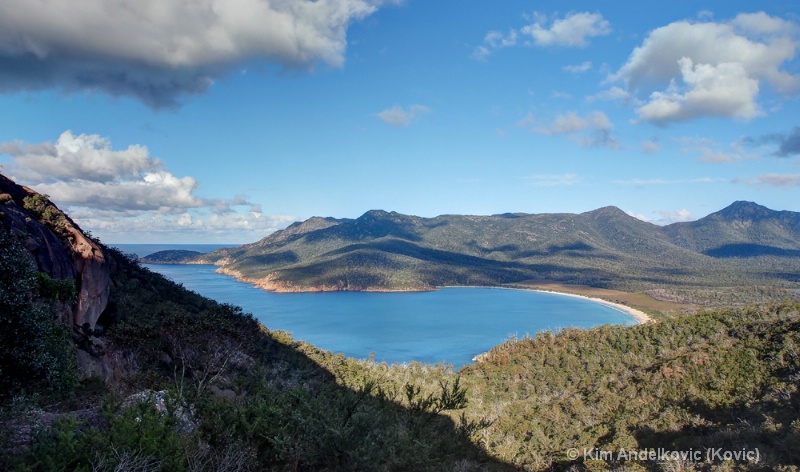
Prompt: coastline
<box><xmin>212</xmin><ymin>269</ymin><xmax>654</xmax><ymax>324</ymax></box>
<box><xmin>526</xmin><ymin>288</ymin><xmax>653</xmax><ymax>324</ymax></box>
<box><xmin>440</xmin><ymin>284</ymin><xmax>653</xmax><ymax>325</ymax></box>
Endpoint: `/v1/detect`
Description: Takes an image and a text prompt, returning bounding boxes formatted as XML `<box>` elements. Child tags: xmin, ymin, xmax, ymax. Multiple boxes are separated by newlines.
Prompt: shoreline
<box><xmin>440</xmin><ymin>284</ymin><xmax>653</xmax><ymax>325</ymax></box>
<box><xmin>525</xmin><ymin>288</ymin><xmax>653</xmax><ymax>324</ymax></box>
<box><xmin>211</xmin><ymin>269</ymin><xmax>654</xmax><ymax>324</ymax></box>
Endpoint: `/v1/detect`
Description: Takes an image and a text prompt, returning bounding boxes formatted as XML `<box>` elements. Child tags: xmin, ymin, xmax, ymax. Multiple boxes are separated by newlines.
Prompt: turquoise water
<box><xmin>115</xmin><ymin>244</ymin><xmax>637</xmax><ymax>366</ymax></box>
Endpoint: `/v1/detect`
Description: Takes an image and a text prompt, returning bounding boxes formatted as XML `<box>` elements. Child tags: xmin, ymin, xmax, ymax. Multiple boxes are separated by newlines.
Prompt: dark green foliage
<box><xmin>460</xmin><ymin>302</ymin><xmax>800</xmax><ymax>470</ymax></box>
<box><xmin>23</xmin><ymin>396</ymin><xmax>193</xmax><ymax>472</ymax></box>
<box><xmin>0</xmin><ymin>230</ymin><xmax>77</xmax><ymax>399</ymax></box>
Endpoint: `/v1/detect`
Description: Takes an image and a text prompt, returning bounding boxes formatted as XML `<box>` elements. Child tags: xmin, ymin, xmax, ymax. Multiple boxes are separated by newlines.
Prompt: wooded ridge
<box><xmin>146</xmin><ymin>201</ymin><xmax>800</xmax><ymax>295</ymax></box>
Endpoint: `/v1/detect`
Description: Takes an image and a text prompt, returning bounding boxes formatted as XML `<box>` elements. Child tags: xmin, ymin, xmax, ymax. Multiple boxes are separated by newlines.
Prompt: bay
<box><xmin>115</xmin><ymin>244</ymin><xmax>637</xmax><ymax>366</ymax></box>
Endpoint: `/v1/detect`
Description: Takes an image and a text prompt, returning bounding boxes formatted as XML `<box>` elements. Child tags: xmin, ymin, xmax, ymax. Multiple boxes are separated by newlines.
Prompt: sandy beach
<box><xmin>528</xmin><ymin>289</ymin><xmax>653</xmax><ymax>324</ymax></box>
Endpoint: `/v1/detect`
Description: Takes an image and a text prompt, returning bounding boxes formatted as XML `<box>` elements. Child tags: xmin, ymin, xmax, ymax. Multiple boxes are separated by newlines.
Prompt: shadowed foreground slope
<box><xmin>0</xmin><ymin>173</ymin><xmax>511</xmax><ymax>471</ymax></box>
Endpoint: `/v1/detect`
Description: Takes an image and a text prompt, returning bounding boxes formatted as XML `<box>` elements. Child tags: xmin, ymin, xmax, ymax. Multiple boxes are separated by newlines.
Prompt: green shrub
<box><xmin>0</xmin><ymin>230</ymin><xmax>77</xmax><ymax>399</ymax></box>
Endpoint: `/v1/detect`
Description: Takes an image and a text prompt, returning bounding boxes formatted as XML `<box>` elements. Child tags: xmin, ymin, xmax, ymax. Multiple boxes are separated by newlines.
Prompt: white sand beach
<box><xmin>529</xmin><ymin>289</ymin><xmax>653</xmax><ymax>324</ymax></box>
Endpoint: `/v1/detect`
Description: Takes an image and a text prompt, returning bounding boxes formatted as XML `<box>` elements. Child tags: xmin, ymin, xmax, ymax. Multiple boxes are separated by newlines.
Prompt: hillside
<box><xmin>187</xmin><ymin>202</ymin><xmax>800</xmax><ymax>296</ymax></box>
<box><xmin>3</xmin><ymin>172</ymin><xmax>800</xmax><ymax>470</ymax></box>
<box><xmin>0</xmin><ymin>172</ymin><xmax>506</xmax><ymax>470</ymax></box>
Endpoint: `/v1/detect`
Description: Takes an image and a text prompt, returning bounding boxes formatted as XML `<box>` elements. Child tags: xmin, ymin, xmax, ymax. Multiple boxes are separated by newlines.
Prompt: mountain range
<box><xmin>147</xmin><ymin>201</ymin><xmax>800</xmax><ymax>292</ymax></box>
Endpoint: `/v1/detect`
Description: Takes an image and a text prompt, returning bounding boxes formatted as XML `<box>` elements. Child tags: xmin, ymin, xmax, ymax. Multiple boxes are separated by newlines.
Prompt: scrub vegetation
<box><xmin>2</xmin><ymin>186</ymin><xmax>800</xmax><ymax>471</ymax></box>
<box><xmin>2</xmin><ymin>240</ymin><xmax>800</xmax><ymax>470</ymax></box>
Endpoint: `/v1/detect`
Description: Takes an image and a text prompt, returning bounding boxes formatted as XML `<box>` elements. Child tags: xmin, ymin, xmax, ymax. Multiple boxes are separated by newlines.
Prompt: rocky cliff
<box><xmin>0</xmin><ymin>173</ymin><xmax>110</xmax><ymax>331</ymax></box>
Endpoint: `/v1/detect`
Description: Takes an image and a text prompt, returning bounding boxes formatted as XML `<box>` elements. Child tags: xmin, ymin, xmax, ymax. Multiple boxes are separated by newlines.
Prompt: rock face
<box><xmin>0</xmin><ymin>173</ymin><xmax>110</xmax><ymax>330</ymax></box>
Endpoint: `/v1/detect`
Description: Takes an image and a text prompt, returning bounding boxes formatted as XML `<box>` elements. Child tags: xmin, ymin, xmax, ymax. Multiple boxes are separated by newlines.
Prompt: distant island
<box><xmin>140</xmin><ymin>249</ymin><xmax>204</xmax><ymax>264</ymax></box>
<box><xmin>146</xmin><ymin>202</ymin><xmax>800</xmax><ymax>306</ymax></box>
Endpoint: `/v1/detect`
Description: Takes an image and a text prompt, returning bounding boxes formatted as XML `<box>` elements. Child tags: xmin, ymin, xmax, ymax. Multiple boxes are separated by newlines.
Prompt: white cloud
<box><xmin>68</xmin><ymin>208</ymin><xmax>297</xmax><ymax>244</ymax></box>
<box><xmin>521</xmin><ymin>12</ymin><xmax>611</xmax><ymax>48</ymax></box>
<box><xmin>0</xmin><ymin>131</ymin><xmax>294</xmax><ymax>242</ymax></box>
<box><xmin>0</xmin><ymin>0</ymin><xmax>390</xmax><ymax>107</ymax></box>
<box><xmin>485</xmin><ymin>30</ymin><xmax>519</xmax><ymax>49</ymax></box>
<box><xmin>2</xmin><ymin>131</ymin><xmax>204</xmax><ymax>211</ymax></box>
<box><xmin>586</xmin><ymin>86</ymin><xmax>630</xmax><ymax>103</ymax></box>
<box><xmin>524</xmin><ymin>173</ymin><xmax>580</xmax><ymax>187</ymax></box>
<box><xmin>627</xmin><ymin>208</ymin><xmax>694</xmax><ymax>225</ymax></box>
<box><xmin>473</xmin><ymin>29</ymin><xmax>519</xmax><ymax>59</ymax></box>
<box><xmin>534</xmin><ymin>110</ymin><xmax>619</xmax><ymax>149</ymax></box>
<box><xmin>563</xmin><ymin>61</ymin><xmax>592</xmax><ymax>73</ymax></box>
<box><xmin>5</xmin><ymin>131</ymin><xmax>159</xmax><ymax>184</ymax></box>
<box><xmin>635</xmin><ymin>58</ymin><xmax>761</xmax><ymax>125</ymax></box>
<box><xmin>474</xmin><ymin>11</ymin><xmax>610</xmax><ymax>58</ymax></box>
<box><xmin>610</xmin><ymin>12</ymin><xmax>800</xmax><ymax>125</ymax></box>
<box><xmin>657</xmin><ymin>209</ymin><xmax>693</xmax><ymax>224</ymax></box>
<box><xmin>376</xmin><ymin>104</ymin><xmax>430</xmax><ymax>127</ymax></box>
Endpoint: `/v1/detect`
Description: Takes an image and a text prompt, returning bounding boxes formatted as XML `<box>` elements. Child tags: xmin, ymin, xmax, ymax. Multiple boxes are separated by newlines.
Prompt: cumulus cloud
<box><xmin>534</xmin><ymin>110</ymin><xmax>619</xmax><ymax>149</ymax></box>
<box><xmin>1</xmin><ymin>131</ymin><xmax>159</xmax><ymax>184</ymax></box>
<box><xmin>0</xmin><ymin>0</ymin><xmax>390</xmax><ymax>107</ymax></box>
<box><xmin>610</xmin><ymin>12</ymin><xmax>800</xmax><ymax>125</ymax></box>
<box><xmin>635</xmin><ymin>58</ymin><xmax>760</xmax><ymax>124</ymax></box>
<box><xmin>474</xmin><ymin>11</ymin><xmax>610</xmax><ymax>58</ymax></box>
<box><xmin>376</xmin><ymin>104</ymin><xmax>430</xmax><ymax>127</ymax></box>
<box><xmin>2</xmin><ymin>131</ymin><xmax>204</xmax><ymax>211</ymax></box>
<box><xmin>0</xmin><ymin>131</ymin><xmax>292</xmax><ymax>242</ymax></box>
<box><xmin>521</xmin><ymin>12</ymin><xmax>611</xmax><ymax>48</ymax></box>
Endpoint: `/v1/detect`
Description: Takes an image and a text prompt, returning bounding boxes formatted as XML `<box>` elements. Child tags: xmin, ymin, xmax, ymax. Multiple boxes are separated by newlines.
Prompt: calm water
<box><xmin>115</xmin><ymin>244</ymin><xmax>637</xmax><ymax>366</ymax></box>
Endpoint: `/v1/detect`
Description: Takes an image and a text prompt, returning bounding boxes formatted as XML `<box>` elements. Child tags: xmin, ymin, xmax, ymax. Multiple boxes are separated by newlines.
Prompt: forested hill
<box><xmin>173</xmin><ymin>201</ymin><xmax>800</xmax><ymax>293</ymax></box>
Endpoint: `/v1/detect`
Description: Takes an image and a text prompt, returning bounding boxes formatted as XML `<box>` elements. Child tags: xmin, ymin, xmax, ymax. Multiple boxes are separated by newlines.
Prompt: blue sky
<box><xmin>1</xmin><ymin>0</ymin><xmax>799</xmax><ymax>243</ymax></box>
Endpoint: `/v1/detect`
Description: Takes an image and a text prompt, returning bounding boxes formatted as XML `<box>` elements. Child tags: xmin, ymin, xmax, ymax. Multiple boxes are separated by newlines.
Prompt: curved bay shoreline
<box><xmin>214</xmin><ymin>266</ymin><xmax>653</xmax><ymax>325</ymax></box>
<box><xmin>525</xmin><ymin>288</ymin><xmax>653</xmax><ymax>324</ymax></box>
<box><xmin>197</xmin><ymin>265</ymin><xmax>659</xmax><ymax>365</ymax></box>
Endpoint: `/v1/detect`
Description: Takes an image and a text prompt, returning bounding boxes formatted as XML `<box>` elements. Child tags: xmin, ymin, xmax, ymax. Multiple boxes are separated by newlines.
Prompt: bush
<box><xmin>0</xmin><ymin>229</ymin><xmax>77</xmax><ymax>399</ymax></box>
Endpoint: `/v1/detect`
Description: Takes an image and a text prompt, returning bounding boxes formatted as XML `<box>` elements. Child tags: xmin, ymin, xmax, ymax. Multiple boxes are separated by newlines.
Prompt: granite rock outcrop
<box><xmin>0</xmin><ymin>173</ymin><xmax>110</xmax><ymax>331</ymax></box>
